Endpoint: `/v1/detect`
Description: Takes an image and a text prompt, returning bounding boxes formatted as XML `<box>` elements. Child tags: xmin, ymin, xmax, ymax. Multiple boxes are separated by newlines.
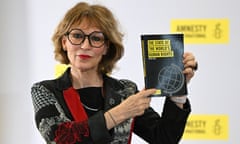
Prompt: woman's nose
<box><xmin>80</xmin><ymin>37</ymin><xmax>91</xmax><ymax>49</ymax></box>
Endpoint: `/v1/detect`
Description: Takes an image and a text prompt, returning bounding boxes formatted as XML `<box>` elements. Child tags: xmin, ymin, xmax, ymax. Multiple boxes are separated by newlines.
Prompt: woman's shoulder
<box><xmin>32</xmin><ymin>79</ymin><xmax>57</xmax><ymax>89</ymax></box>
<box><xmin>104</xmin><ymin>75</ymin><xmax>138</xmax><ymax>91</ymax></box>
<box><xmin>31</xmin><ymin>69</ymin><xmax>72</xmax><ymax>92</ymax></box>
<box><xmin>119</xmin><ymin>79</ymin><xmax>137</xmax><ymax>88</ymax></box>
<box><xmin>31</xmin><ymin>79</ymin><xmax>59</xmax><ymax>101</ymax></box>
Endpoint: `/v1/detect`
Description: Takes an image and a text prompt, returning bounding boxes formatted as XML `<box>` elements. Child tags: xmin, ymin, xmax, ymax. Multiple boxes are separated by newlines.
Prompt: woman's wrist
<box><xmin>107</xmin><ymin>111</ymin><xmax>117</xmax><ymax>125</ymax></box>
<box><xmin>170</xmin><ymin>96</ymin><xmax>187</xmax><ymax>109</ymax></box>
<box><xmin>104</xmin><ymin>111</ymin><xmax>115</xmax><ymax>129</ymax></box>
<box><xmin>104</xmin><ymin>106</ymin><xmax>126</xmax><ymax>129</ymax></box>
<box><xmin>170</xmin><ymin>96</ymin><xmax>187</xmax><ymax>104</ymax></box>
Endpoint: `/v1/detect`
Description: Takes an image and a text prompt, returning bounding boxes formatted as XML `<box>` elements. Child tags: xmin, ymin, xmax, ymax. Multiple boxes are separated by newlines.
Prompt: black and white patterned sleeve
<box><xmin>31</xmin><ymin>82</ymin><xmax>70</xmax><ymax>142</ymax></box>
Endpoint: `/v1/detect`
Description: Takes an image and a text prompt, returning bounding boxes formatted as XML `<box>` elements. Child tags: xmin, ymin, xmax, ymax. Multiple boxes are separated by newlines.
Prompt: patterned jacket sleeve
<box><xmin>31</xmin><ymin>83</ymin><xmax>92</xmax><ymax>144</ymax></box>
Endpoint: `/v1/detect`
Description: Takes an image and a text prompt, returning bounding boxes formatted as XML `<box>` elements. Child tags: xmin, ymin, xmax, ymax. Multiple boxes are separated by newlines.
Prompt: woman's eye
<box><xmin>72</xmin><ymin>33</ymin><xmax>83</xmax><ymax>39</ymax></box>
<box><xmin>91</xmin><ymin>36</ymin><xmax>102</xmax><ymax>41</ymax></box>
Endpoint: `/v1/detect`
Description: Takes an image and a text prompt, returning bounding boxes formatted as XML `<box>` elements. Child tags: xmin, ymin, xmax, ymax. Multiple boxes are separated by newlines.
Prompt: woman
<box><xmin>31</xmin><ymin>2</ymin><xmax>197</xmax><ymax>144</ymax></box>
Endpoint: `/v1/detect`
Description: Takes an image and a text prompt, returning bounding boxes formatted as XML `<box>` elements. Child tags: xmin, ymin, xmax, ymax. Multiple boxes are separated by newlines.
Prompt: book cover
<box><xmin>141</xmin><ymin>33</ymin><xmax>187</xmax><ymax>97</ymax></box>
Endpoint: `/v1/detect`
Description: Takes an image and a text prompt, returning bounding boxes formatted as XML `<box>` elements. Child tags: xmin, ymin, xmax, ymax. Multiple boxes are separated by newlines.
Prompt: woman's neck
<box><xmin>70</xmin><ymin>68</ymin><xmax>103</xmax><ymax>89</ymax></box>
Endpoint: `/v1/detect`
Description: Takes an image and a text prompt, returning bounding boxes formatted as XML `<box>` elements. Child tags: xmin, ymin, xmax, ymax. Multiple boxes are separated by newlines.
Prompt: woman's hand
<box><xmin>169</xmin><ymin>52</ymin><xmax>197</xmax><ymax>109</ymax></box>
<box><xmin>183</xmin><ymin>52</ymin><xmax>198</xmax><ymax>83</ymax></box>
<box><xmin>119</xmin><ymin>88</ymin><xmax>156</xmax><ymax>117</ymax></box>
<box><xmin>105</xmin><ymin>88</ymin><xmax>156</xmax><ymax>129</ymax></box>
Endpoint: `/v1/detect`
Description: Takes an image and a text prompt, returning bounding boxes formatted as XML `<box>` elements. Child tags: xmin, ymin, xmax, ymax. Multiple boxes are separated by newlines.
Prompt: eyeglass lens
<box><xmin>67</xmin><ymin>29</ymin><xmax>106</xmax><ymax>48</ymax></box>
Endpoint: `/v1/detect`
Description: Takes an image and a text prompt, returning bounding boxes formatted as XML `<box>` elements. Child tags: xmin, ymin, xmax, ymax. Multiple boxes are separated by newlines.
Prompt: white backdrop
<box><xmin>0</xmin><ymin>0</ymin><xmax>239</xmax><ymax>143</ymax></box>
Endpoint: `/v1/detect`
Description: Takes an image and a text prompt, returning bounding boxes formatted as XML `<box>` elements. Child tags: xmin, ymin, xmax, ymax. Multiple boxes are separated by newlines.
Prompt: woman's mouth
<box><xmin>79</xmin><ymin>54</ymin><xmax>92</xmax><ymax>59</ymax></box>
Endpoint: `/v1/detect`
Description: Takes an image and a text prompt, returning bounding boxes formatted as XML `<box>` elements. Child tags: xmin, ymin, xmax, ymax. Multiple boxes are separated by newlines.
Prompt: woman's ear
<box><xmin>62</xmin><ymin>36</ymin><xmax>67</xmax><ymax>51</ymax></box>
<box><xmin>103</xmin><ymin>47</ymin><xmax>108</xmax><ymax>55</ymax></box>
<box><xmin>103</xmin><ymin>41</ymin><xmax>109</xmax><ymax>55</ymax></box>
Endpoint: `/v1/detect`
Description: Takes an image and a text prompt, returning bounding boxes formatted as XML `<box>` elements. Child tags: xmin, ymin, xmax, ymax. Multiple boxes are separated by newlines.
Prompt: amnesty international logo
<box><xmin>171</xmin><ymin>19</ymin><xmax>229</xmax><ymax>44</ymax></box>
<box><xmin>183</xmin><ymin>114</ymin><xmax>229</xmax><ymax>140</ymax></box>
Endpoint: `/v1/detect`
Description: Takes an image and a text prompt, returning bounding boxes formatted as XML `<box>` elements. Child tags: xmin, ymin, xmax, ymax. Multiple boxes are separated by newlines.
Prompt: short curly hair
<box><xmin>52</xmin><ymin>2</ymin><xmax>124</xmax><ymax>74</ymax></box>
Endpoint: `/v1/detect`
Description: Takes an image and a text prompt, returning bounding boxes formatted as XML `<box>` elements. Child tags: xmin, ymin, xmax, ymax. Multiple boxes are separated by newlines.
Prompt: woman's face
<box><xmin>62</xmin><ymin>20</ymin><xmax>108</xmax><ymax>73</ymax></box>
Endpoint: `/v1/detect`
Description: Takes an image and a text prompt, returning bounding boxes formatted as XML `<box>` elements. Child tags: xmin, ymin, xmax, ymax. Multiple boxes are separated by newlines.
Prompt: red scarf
<box><xmin>63</xmin><ymin>87</ymin><xmax>88</xmax><ymax>121</ymax></box>
<box><xmin>63</xmin><ymin>86</ymin><xmax>134</xmax><ymax>144</ymax></box>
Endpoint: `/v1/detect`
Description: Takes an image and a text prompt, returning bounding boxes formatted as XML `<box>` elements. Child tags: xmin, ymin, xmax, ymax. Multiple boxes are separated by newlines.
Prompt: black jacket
<box><xmin>31</xmin><ymin>68</ymin><xmax>191</xmax><ymax>144</ymax></box>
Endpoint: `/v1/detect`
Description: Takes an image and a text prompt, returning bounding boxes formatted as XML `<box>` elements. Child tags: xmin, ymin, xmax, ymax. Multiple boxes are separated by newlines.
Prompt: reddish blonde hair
<box><xmin>52</xmin><ymin>2</ymin><xmax>124</xmax><ymax>74</ymax></box>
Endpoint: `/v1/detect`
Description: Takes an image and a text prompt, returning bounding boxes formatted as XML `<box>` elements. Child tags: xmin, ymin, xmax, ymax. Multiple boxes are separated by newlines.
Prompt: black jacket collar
<box><xmin>55</xmin><ymin>67</ymin><xmax>124</xmax><ymax>92</ymax></box>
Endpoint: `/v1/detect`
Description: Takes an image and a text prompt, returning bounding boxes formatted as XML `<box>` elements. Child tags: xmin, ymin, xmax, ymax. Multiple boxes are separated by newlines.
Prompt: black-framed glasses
<box><xmin>65</xmin><ymin>29</ymin><xmax>107</xmax><ymax>48</ymax></box>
